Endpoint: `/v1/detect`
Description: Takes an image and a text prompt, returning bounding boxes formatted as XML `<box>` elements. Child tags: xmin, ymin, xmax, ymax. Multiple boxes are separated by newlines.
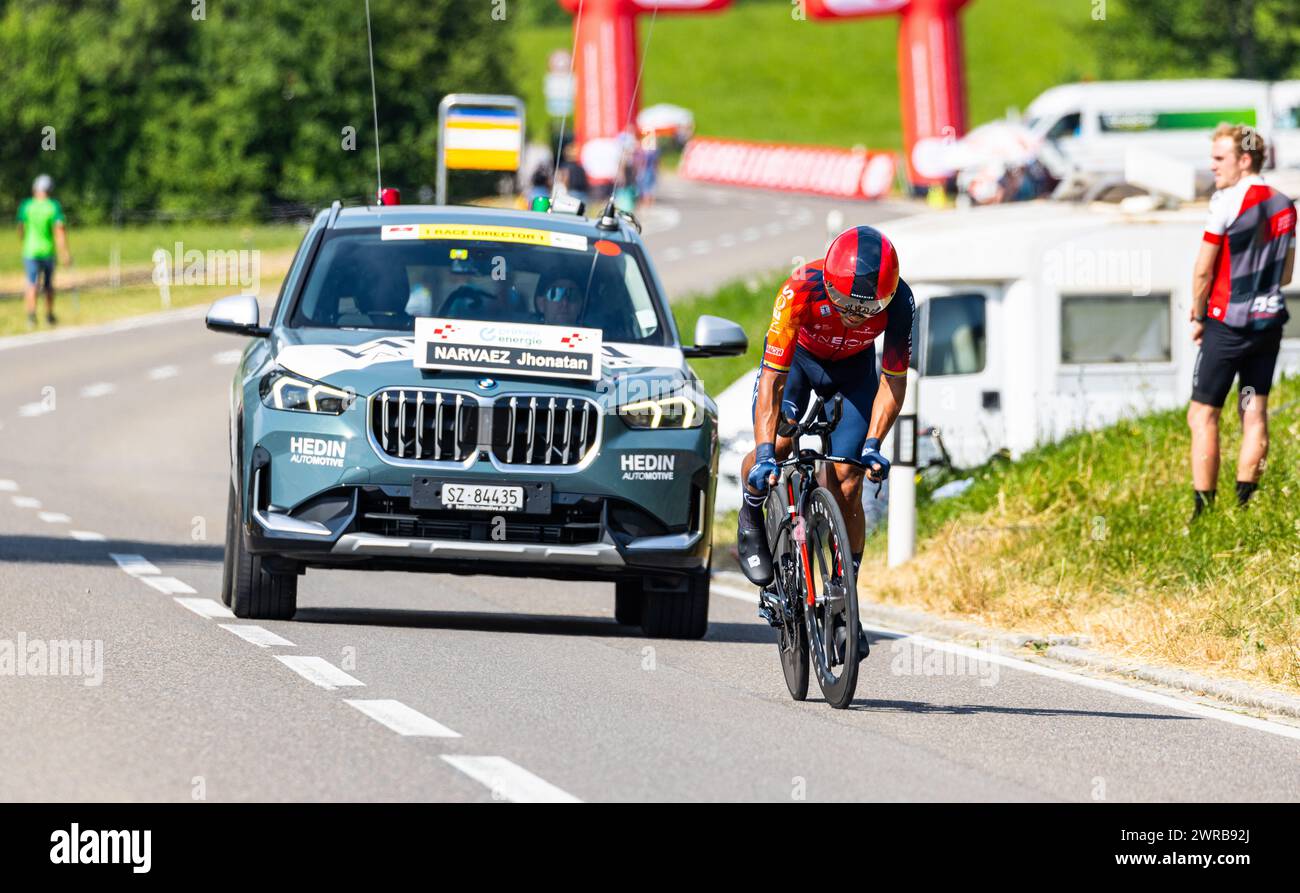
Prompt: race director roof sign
<box><xmin>414</xmin><ymin>318</ymin><xmax>603</xmax><ymax>382</ymax></box>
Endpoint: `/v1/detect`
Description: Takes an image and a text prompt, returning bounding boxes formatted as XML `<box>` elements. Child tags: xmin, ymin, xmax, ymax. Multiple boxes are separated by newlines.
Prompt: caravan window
<box><xmin>1061</xmin><ymin>294</ymin><xmax>1171</xmax><ymax>363</ymax></box>
<box><xmin>924</xmin><ymin>293</ymin><xmax>986</xmax><ymax>376</ymax></box>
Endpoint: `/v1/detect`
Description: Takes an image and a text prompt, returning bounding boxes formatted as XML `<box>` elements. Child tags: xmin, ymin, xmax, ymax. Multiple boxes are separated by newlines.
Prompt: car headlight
<box><xmin>620</xmin><ymin>394</ymin><xmax>703</xmax><ymax>429</ymax></box>
<box><xmin>259</xmin><ymin>369</ymin><xmax>355</xmax><ymax>414</ymax></box>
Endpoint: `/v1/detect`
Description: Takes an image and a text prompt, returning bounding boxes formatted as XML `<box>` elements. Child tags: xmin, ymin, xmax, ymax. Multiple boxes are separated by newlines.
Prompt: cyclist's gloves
<box><xmin>746</xmin><ymin>442</ymin><xmax>780</xmax><ymax>494</ymax></box>
<box><xmin>860</xmin><ymin>437</ymin><xmax>890</xmax><ymax>483</ymax></box>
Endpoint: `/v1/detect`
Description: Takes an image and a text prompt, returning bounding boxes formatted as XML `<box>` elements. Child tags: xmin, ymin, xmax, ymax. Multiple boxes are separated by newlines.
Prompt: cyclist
<box><xmin>737</xmin><ymin>225</ymin><xmax>914</xmax><ymax>650</ymax></box>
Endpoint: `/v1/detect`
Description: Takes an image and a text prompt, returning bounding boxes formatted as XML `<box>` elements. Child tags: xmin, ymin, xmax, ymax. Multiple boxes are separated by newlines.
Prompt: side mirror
<box><xmin>205</xmin><ymin>294</ymin><xmax>268</xmax><ymax>337</ymax></box>
<box><xmin>682</xmin><ymin>315</ymin><xmax>747</xmax><ymax>358</ymax></box>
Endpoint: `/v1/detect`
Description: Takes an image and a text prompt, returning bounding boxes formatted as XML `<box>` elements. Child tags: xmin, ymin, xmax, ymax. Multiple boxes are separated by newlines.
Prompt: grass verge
<box><xmin>0</xmin><ymin>223</ymin><xmax>305</xmax><ymax>282</ymax></box>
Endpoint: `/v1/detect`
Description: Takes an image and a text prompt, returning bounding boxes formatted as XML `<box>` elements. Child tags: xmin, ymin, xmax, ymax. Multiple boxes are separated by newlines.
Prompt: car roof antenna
<box><xmin>364</xmin><ymin>0</ymin><xmax>384</xmax><ymax>205</ymax></box>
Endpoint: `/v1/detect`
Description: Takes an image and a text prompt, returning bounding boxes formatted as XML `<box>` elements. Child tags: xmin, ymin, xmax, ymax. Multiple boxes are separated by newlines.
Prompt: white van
<box><xmin>1025</xmin><ymin>80</ymin><xmax>1300</xmax><ymax>190</ymax></box>
<box><xmin>883</xmin><ymin>199</ymin><xmax>1300</xmax><ymax>469</ymax></box>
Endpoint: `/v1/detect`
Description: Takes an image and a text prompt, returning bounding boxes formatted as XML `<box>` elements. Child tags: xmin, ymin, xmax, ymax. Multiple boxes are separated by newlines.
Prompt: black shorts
<box><xmin>1191</xmin><ymin>320</ymin><xmax>1283</xmax><ymax>408</ymax></box>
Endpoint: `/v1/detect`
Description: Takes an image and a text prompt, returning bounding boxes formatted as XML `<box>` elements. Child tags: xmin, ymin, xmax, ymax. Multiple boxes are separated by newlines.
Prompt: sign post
<box><xmin>888</xmin><ymin>368</ymin><xmax>919</xmax><ymax>567</ymax></box>
<box><xmin>437</xmin><ymin>93</ymin><xmax>526</xmax><ymax>205</ymax></box>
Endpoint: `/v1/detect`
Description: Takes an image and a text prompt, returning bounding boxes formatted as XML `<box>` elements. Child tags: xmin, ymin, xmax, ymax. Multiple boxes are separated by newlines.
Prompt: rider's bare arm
<box><xmin>867</xmin><ymin>373</ymin><xmax>906</xmax><ymax>442</ymax></box>
<box><xmin>752</xmin><ymin>365</ymin><xmax>787</xmax><ymax>447</ymax></box>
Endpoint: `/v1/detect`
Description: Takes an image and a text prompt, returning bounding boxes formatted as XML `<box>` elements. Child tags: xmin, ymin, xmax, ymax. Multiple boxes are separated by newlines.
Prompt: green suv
<box><xmin>207</xmin><ymin>201</ymin><xmax>746</xmax><ymax>638</ymax></box>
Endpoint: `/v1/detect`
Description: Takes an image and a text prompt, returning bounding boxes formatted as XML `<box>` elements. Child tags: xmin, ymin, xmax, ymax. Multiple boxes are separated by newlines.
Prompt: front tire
<box><xmin>224</xmin><ymin>478</ymin><xmax>298</xmax><ymax>620</ymax></box>
<box><xmin>772</xmin><ymin>524</ymin><xmax>809</xmax><ymax>701</ymax></box>
<box><xmin>614</xmin><ymin>579</ymin><xmax>644</xmax><ymax>625</ymax></box>
<box><xmin>804</xmin><ymin>486</ymin><xmax>859</xmax><ymax>709</ymax></box>
<box><xmin>640</xmin><ymin>570</ymin><xmax>709</xmax><ymax>639</ymax></box>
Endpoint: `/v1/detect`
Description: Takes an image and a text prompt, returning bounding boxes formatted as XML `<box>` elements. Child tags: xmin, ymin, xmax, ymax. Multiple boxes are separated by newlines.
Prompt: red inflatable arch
<box><xmin>559</xmin><ymin>0</ymin><xmax>970</xmax><ymax>188</ymax></box>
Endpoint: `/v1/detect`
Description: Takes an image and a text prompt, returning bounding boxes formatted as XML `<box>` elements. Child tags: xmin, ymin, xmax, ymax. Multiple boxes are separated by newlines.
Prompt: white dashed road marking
<box><xmin>345</xmin><ymin>699</ymin><xmax>461</xmax><ymax>738</ymax></box>
<box><xmin>174</xmin><ymin>597</ymin><xmax>235</xmax><ymax>619</ymax></box>
<box><xmin>275</xmin><ymin>656</ymin><xmax>365</xmax><ymax>691</ymax></box>
<box><xmin>69</xmin><ymin>530</ymin><xmax>107</xmax><ymax>542</ymax></box>
<box><xmin>12</xmin><ymin>495</ymin><xmax>41</xmax><ymax>509</ymax></box>
<box><xmin>79</xmin><ymin>382</ymin><xmax>117</xmax><ymax>399</ymax></box>
<box><xmin>18</xmin><ymin>403</ymin><xmax>53</xmax><ymax>418</ymax></box>
<box><xmin>219</xmin><ymin>624</ymin><xmax>295</xmax><ymax>648</ymax></box>
<box><xmin>0</xmin><ymin>479</ymin><xmax>18</xmax><ymax>491</ymax></box>
<box><xmin>139</xmin><ymin>576</ymin><xmax>197</xmax><ymax>595</ymax></box>
<box><xmin>108</xmin><ymin>553</ymin><xmax>160</xmax><ymax>576</ymax></box>
<box><xmin>37</xmin><ymin>511</ymin><xmax>70</xmax><ymax>524</ymax></box>
<box><xmin>440</xmin><ymin>755</ymin><xmax>581</xmax><ymax>803</ymax></box>
<box><xmin>212</xmin><ymin>349</ymin><xmax>243</xmax><ymax>365</ymax></box>
<box><xmin>741</xmin><ymin>227</ymin><xmax>761</xmax><ymax>241</ymax></box>
<box><xmin>147</xmin><ymin>365</ymin><xmax>180</xmax><ymax>381</ymax></box>
<box><xmin>689</xmin><ymin>240</ymin><xmax>711</xmax><ymax>255</ymax></box>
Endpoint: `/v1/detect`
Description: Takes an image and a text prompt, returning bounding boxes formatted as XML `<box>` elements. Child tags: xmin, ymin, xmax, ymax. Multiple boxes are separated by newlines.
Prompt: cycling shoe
<box><xmin>737</xmin><ymin>523</ymin><xmax>774</xmax><ymax>587</ymax></box>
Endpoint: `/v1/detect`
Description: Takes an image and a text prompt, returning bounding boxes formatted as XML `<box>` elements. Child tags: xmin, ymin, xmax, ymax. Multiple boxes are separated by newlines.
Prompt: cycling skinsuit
<box><xmin>754</xmin><ymin>259</ymin><xmax>914</xmax><ymax>457</ymax></box>
<box><xmin>1193</xmin><ymin>174</ymin><xmax>1296</xmax><ymax>407</ymax></box>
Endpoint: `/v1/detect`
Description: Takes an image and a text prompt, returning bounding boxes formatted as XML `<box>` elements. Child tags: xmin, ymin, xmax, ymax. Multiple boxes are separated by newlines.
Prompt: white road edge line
<box><xmin>108</xmin><ymin>553</ymin><xmax>160</xmax><ymax>576</ymax></box>
<box><xmin>79</xmin><ymin>382</ymin><xmax>117</xmax><ymax>399</ymax></box>
<box><xmin>345</xmin><ymin>699</ymin><xmax>461</xmax><ymax>738</ymax></box>
<box><xmin>275</xmin><ymin>656</ymin><xmax>364</xmax><ymax>691</ymax></box>
<box><xmin>0</xmin><ymin>304</ymin><xmax>209</xmax><ymax>354</ymax></box>
<box><xmin>69</xmin><ymin>530</ymin><xmax>107</xmax><ymax>542</ymax></box>
<box><xmin>218</xmin><ymin>624</ymin><xmax>296</xmax><ymax>648</ymax></box>
<box><xmin>139</xmin><ymin>576</ymin><xmax>197</xmax><ymax>595</ymax></box>
<box><xmin>710</xmin><ymin>581</ymin><xmax>1300</xmax><ymax>743</ymax></box>
<box><xmin>440</xmin><ymin>755</ymin><xmax>581</xmax><ymax>803</ymax></box>
<box><xmin>174</xmin><ymin>597</ymin><xmax>235</xmax><ymax>619</ymax></box>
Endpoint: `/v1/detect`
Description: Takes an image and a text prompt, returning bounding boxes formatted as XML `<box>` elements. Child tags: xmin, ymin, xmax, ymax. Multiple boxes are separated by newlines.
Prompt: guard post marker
<box><xmin>888</xmin><ymin>367</ymin><xmax>919</xmax><ymax>567</ymax></box>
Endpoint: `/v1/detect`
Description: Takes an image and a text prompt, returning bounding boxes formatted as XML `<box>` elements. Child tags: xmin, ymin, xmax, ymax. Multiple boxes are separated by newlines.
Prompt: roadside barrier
<box><xmin>679</xmin><ymin>137</ymin><xmax>898</xmax><ymax>200</ymax></box>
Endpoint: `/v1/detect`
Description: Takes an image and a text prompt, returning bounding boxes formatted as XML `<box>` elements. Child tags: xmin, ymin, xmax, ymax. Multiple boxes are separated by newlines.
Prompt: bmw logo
<box><xmin>477</xmin><ymin>378</ymin><xmax>498</xmax><ymax>392</ymax></box>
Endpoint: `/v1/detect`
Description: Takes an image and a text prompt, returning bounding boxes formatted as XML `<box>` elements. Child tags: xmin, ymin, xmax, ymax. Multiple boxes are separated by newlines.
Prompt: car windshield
<box><xmin>287</xmin><ymin>227</ymin><xmax>668</xmax><ymax>345</ymax></box>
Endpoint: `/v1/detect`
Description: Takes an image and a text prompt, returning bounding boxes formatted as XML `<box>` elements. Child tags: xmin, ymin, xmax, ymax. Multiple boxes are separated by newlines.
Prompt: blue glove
<box><xmin>746</xmin><ymin>442</ymin><xmax>779</xmax><ymax>494</ymax></box>
<box><xmin>860</xmin><ymin>437</ymin><xmax>890</xmax><ymax>483</ymax></box>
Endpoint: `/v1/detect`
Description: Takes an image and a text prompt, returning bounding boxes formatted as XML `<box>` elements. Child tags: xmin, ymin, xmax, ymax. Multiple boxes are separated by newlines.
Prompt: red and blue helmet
<box><xmin>823</xmin><ymin>225</ymin><xmax>899</xmax><ymax>317</ymax></box>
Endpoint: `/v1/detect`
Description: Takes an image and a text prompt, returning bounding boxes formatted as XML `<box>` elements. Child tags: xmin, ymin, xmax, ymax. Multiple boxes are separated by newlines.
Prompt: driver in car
<box><xmin>533</xmin><ymin>272</ymin><xmax>586</xmax><ymax>327</ymax></box>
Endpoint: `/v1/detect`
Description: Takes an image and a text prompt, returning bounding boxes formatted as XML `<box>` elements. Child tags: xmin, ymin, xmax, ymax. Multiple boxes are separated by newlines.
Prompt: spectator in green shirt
<box><xmin>17</xmin><ymin>174</ymin><xmax>72</xmax><ymax>329</ymax></box>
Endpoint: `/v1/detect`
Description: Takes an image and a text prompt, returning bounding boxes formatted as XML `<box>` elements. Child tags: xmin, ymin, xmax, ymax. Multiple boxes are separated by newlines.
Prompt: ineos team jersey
<box><xmin>762</xmin><ymin>259</ymin><xmax>913</xmax><ymax>375</ymax></box>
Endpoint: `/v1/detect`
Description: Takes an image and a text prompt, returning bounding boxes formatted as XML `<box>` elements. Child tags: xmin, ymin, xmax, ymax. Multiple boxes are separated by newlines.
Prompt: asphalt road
<box><xmin>3</xmin><ymin>180</ymin><xmax>1300</xmax><ymax>802</ymax></box>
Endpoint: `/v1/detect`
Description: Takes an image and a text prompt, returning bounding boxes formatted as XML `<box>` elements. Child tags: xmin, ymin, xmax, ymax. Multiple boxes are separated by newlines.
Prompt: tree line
<box><xmin>0</xmin><ymin>0</ymin><xmax>520</xmax><ymax>222</ymax></box>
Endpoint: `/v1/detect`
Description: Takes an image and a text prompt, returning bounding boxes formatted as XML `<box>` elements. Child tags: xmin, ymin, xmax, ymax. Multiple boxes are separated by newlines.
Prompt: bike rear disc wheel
<box><xmin>771</xmin><ymin>524</ymin><xmax>809</xmax><ymax>701</ymax></box>
<box><xmin>803</xmin><ymin>487</ymin><xmax>860</xmax><ymax>709</ymax></box>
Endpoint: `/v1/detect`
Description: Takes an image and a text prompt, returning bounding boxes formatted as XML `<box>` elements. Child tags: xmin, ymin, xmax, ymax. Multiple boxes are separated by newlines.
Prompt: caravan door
<box><xmin>911</xmin><ymin>285</ymin><xmax>1005</xmax><ymax>468</ymax></box>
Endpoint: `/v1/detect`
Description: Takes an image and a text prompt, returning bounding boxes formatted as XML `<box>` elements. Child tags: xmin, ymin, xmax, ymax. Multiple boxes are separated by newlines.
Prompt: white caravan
<box><xmin>881</xmin><ymin>199</ymin><xmax>1300</xmax><ymax>469</ymax></box>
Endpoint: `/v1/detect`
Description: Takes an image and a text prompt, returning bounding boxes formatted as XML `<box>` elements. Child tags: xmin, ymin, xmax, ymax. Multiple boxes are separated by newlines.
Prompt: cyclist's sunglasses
<box><xmin>826</xmin><ymin>281</ymin><xmax>890</xmax><ymax>318</ymax></box>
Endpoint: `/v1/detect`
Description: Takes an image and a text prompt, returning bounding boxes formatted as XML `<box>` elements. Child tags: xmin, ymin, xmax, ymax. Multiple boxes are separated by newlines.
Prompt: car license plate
<box><xmin>440</xmin><ymin>483</ymin><xmax>524</xmax><ymax>512</ymax></box>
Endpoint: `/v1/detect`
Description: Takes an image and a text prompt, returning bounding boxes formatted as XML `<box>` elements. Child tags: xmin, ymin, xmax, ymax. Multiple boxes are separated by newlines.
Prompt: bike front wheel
<box><xmin>770</xmin><ymin>522</ymin><xmax>809</xmax><ymax>701</ymax></box>
<box><xmin>802</xmin><ymin>486</ymin><xmax>860</xmax><ymax>709</ymax></box>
